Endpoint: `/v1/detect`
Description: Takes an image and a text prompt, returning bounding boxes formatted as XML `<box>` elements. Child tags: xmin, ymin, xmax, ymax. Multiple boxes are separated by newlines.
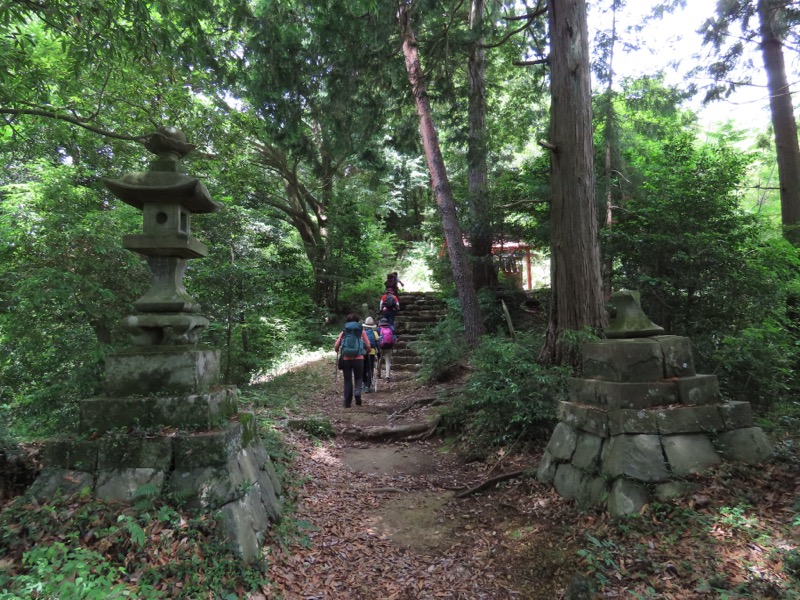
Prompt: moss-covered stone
<box><xmin>104</xmin><ymin>347</ymin><xmax>220</xmax><ymax>396</ymax></box>
<box><xmin>42</xmin><ymin>438</ymin><xmax>99</xmax><ymax>472</ymax></box>
<box><xmin>97</xmin><ymin>435</ymin><xmax>172</xmax><ymax>470</ymax></box>
<box><xmin>173</xmin><ymin>421</ymin><xmax>244</xmax><ymax>469</ymax></box>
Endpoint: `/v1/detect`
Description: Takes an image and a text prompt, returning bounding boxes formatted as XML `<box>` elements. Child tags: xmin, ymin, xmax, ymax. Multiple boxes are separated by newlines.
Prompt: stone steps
<box><xmin>388</xmin><ymin>292</ymin><xmax>447</xmax><ymax>369</ymax></box>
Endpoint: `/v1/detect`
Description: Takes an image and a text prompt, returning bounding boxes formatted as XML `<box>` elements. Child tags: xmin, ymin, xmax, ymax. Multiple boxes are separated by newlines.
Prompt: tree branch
<box><xmin>455</xmin><ymin>470</ymin><xmax>525</xmax><ymax>498</ymax></box>
<box><xmin>0</xmin><ymin>107</ymin><xmax>147</xmax><ymax>143</ymax></box>
<box><xmin>482</xmin><ymin>14</ymin><xmax>540</xmax><ymax>49</ymax></box>
<box><xmin>514</xmin><ymin>57</ymin><xmax>549</xmax><ymax>66</ymax></box>
<box><xmin>499</xmin><ymin>199</ymin><xmax>549</xmax><ymax>210</ymax></box>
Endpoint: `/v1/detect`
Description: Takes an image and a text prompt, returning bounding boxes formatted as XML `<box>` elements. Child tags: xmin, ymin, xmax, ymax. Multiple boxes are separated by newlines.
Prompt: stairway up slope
<box><xmin>392</xmin><ymin>292</ymin><xmax>447</xmax><ymax>370</ymax></box>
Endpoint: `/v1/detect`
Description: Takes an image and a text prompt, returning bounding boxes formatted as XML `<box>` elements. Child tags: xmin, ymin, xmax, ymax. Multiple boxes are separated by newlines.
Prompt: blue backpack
<box><xmin>383</xmin><ymin>293</ymin><xmax>398</xmax><ymax>311</ymax></box>
<box><xmin>365</xmin><ymin>328</ymin><xmax>380</xmax><ymax>351</ymax></box>
<box><xmin>340</xmin><ymin>322</ymin><xmax>365</xmax><ymax>357</ymax></box>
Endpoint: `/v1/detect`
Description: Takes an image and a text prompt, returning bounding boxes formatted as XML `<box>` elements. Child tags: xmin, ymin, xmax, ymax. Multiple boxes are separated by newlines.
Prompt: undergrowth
<box><xmin>439</xmin><ymin>332</ymin><xmax>571</xmax><ymax>451</ymax></box>
<box><xmin>0</xmin><ymin>494</ymin><xmax>269</xmax><ymax>599</ymax></box>
<box><xmin>576</xmin><ymin>493</ymin><xmax>800</xmax><ymax>598</ymax></box>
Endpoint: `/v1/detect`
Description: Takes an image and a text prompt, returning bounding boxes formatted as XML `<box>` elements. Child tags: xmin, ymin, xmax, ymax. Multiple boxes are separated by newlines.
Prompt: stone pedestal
<box><xmin>537</xmin><ymin>335</ymin><xmax>772</xmax><ymax>517</ymax></box>
<box><xmin>30</xmin><ymin>349</ymin><xmax>282</xmax><ymax>561</ymax></box>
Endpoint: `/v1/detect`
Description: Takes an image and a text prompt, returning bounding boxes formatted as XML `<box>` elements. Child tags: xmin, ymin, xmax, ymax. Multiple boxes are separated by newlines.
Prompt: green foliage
<box><xmin>440</xmin><ymin>333</ymin><xmax>570</xmax><ymax>449</ymax></box>
<box><xmin>0</xmin><ymin>495</ymin><xmax>267</xmax><ymax>599</ymax></box>
<box><xmin>0</xmin><ymin>542</ymin><xmax>138</xmax><ymax>600</ymax></box>
<box><xmin>293</xmin><ymin>416</ymin><xmax>336</xmax><ymax>440</ymax></box>
<box><xmin>415</xmin><ymin>298</ymin><xmax>471</xmax><ymax>383</ymax></box>
<box><xmin>708</xmin><ymin>321</ymin><xmax>797</xmax><ymax>409</ymax></box>
<box><xmin>606</xmin><ymin>125</ymin><xmax>800</xmax><ymax>409</ymax></box>
<box><xmin>0</xmin><ymin>161</ymin><xmax>147</xmax><ymax>434</ymax></box>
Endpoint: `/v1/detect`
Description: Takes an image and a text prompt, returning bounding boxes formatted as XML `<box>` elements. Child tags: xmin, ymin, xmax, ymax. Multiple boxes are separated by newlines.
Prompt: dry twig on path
<box><xmin>455</xmin><ymin>470</ymin><xmax>526</xmax><ymax>499</ymax></box>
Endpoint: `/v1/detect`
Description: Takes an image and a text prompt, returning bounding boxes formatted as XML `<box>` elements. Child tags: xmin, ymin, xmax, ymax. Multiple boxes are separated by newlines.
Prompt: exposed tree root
<box><xmin>341</xmin><ymin>416</ymin><xmax>441</xmax><ymax>442</ymax></box>
<box><xmin>319</xmin><ymin>482</ymin><xmax>407</xmax><ymax>493</ymax></box>
<box><xmin>455</xmin><ymin>470</ymin><xmax>525</xmax><ymax>499</ymax></box>
<box><xmin>388</xmin><ymin>393</ymin><xmax>455</xmax><ymax>420</ymax></box>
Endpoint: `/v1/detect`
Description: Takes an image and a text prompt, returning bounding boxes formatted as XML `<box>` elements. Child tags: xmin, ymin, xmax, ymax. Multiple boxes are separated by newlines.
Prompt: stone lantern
<box><xmin>104</xmin><ymin>126</ymin><xmax>220</xmax><ymax>345</ymax></box>
<box><xmin>30</xmin><ymin>128</ymin><xmax>283</xmax><ymax>561</ymax></box>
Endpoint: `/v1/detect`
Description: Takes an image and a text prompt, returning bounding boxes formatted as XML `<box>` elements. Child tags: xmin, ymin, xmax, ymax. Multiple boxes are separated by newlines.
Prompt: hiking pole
<box><xmin>333</xmin><ymin>350</ymin><xmax>340</xmax><ymax>396</ymax></box>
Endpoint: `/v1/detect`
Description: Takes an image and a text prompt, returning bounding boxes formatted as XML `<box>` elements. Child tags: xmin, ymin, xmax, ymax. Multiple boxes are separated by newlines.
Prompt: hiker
<box><xmin>362</xmin><ymin>316</ymin><xmax>380</xmax><ymax>393</ymax></box>
<box><xmin>334</xmin><ymin>313</ymin><xmax>372</xmax><ymax>407</ymax></box>
<box><xmin>379</xmin><ymin>288</ymin><xmax>400</xmax><ymax>328</ymax></box>
<box><xmin>384</xmin><ymin>272</ymin><xmax>404</xmax><ymax>295</ymax></box>
<box><xmin>377</xmin><ymin>317</ymin><xmax>396</xmax><ymax>383</ymax></box>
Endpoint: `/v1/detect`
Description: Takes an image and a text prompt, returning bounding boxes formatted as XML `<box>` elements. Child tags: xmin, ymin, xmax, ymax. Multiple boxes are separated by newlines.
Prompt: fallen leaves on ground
<box><xmin>257</xmin><ymin>360</ymin><xmax>800</xmax><ymax>599</ymax></box>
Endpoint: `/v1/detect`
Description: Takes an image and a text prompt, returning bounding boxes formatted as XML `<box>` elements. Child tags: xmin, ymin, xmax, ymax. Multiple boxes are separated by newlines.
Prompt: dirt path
<box><xmin>261</xmin><ymin>360</ymin><xmax>584</xmax><ymax>599</ymax></box>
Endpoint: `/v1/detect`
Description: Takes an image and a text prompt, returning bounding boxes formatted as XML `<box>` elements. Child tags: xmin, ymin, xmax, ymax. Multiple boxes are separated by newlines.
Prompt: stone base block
<box><xmin>676</xmin><ymin>375</ymin><xmax>721</xmax><ymax>405</ymax></box>
<box><xmin>96</xmin><ymin>468</ymin><xmax>166</xmax><ymax>502</ymax></box>
<box><xmin>720</xmin><ymin>401</ymin><xmax>754</xmax><ymax>429</ymax></box>
<box><xmin>557</xmin><ymin>402</ymin><xmax>609</xmax><ymax>437</ymax></box>
<box><xmin>602</xmin><ymin>434</ymin><xmax>670</xmax><ymax>482</ymax></box>
<box><xmin>718</xmin><ymin>427</ymin><xmax>773</xmax><ymax>464</ymax></box>
<box><xmin>661</xmin><ymin>434</ymin><xmax>721</xmax><ymax>475</ymax></box>
<box><xmin>27</xmin><ymin>467</ymin><xmax>94</xmax><ymax>499</ymax></box>
<box><xmin>545</xmin><ymin>422</ymin><xmax>579</xmax><ymax>460</ymax></box>
<box><xmin>30</xmin><ymin>412</ymin><xmax>281</xmax><ymax>563</ymax></box>
<box><xmin>569</xmin><ymin>378</ymin><xmax>678</xmax><ymax>410</ymax></box>
<box><xmin>608</xmin><ymin>479</ymin><xmax>649</xmax><ymax>517</ymax></box>
<box><xmin>104</xmin><ymin>347</ymin><xmax>220</xmax><ymax>396</ymax></box>
<box><xmin>582</xmin><ymin>339</ymin><xmax>665</xmax><ymax>382</ymax></box>
<box><xmin>653</xmin><ymin>335</ymin><xmax>695</xmax><ymax>378</ymax></box>
<box><xmin>79</xmin><ymin>387</ymin><xmax>237</xmax><ymax>433</ymax></box>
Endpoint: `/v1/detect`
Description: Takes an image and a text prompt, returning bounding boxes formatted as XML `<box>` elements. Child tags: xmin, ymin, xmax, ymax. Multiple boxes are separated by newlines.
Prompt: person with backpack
<box><xmin>384</xmin><ymin>272</ymin><xmax>404</xmax><ymax>295</ymax></box>
<box><xmin>362</xmin><ymin>316</ymin><xmax>380</xmax><ymax>393</ymax></box>
<box><xmin>333</xmin><ymin>313</ymin><xmax>372</xmax><ymax>407</ymax></box>
<box><xmin>377</xmin><ymin>317</ymin><xmax>397</xmax><ymax>383</ymax></box>
<box><xmin>379</xmin><ymin>289</ymin><xmax>400</xmax><ymax>328</ymax></box>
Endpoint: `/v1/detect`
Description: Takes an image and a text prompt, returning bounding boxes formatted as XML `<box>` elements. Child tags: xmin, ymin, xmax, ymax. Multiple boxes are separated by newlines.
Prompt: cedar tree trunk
<box><xmin>467</xmin><ymin>0</ymin><xmax>498</xmax><ymax>290</ymax></box>
<box><xmin>539</xmin><ymin>0</ymin><xmax>607</xmax><ymax>365</ymax></box>
<box><xmin>758</xmin><ymin>0</ymin><xmax>800</xmax><ymax>246</ymax></box>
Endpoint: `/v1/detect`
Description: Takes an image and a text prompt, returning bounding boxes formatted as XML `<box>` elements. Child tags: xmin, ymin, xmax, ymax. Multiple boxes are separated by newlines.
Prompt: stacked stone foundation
<box><xmin>30</xmin><ymin>347</ymin><xmax>282</xmax><ymax>561</ymax></box>
<box><xmin>537</xmin><ymin>336</ymin><xmax>772</xmax><ymax>516</ymax></box>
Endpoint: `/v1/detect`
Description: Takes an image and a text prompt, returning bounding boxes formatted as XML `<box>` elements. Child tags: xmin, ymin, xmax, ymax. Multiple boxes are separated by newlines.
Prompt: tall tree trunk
<box><xmin>539</xmin><ymin>0</ymin><xmax>607</xmax><ymax>365</ymax></box>
<box><xmin>399</xmin><ymin>3</ymin><xmax>485</xmax><ymax>346</ymax></box>
<box><xmin>467</xmin><ymin>0</ymin><xmax>498</xmax><ymax>290</ymax></box>
<box><xmin>600</xmin><ymin>1</ymin><xmax>619</xmax><ymax>303</ymax></box>
<box><xmin>758</xmin><ymin>0</ymin><xmax>800</xmax><ymax>246</ymax></box>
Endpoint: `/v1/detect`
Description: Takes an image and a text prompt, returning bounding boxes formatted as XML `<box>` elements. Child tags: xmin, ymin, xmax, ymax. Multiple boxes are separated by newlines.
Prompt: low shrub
<box><xmin>415</xmin><ymin>297</ymin><xmax>471</xmax><ymax>383</ymax></box>
<box><xmin>440</xmin><ymin>332</ymin><xmax>570</xmax><ymax>450</ymax></box>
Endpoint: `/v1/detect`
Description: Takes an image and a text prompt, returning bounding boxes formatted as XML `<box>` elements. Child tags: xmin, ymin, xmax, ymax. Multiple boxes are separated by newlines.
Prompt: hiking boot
<box><xmin>344</xmin><ymin>398</ymin><xmax>352</xmax><ymax>408</ymax></box>
<box><xmin>363</xmin><ymin>386</ymin><xmax>371</xmax><ymax>393</ymax></box>
<box><xmin>385</xmin><ymin>377</ymin><xmax>390</xmax><ymax>383</ymax></box>
<box><xmin>355</xmin><ymin>396</ymin><xmax>362</xmax><ymax>405</ymax></box>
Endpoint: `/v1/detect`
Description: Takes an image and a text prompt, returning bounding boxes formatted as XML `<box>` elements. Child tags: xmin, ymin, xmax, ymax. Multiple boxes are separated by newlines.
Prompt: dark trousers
<box><xmin>342</xmin><ymin>359</ymin><xmax>364</xmax><ymax>407</ymax></box>
<box><xmin>382</xmin><ymin>310</ymin><xmax>397</xmax><ymax>328</ymax></box>
<box><xmin>364</xmin><ymin>354</ymin><xmax>376</xmax><ymax>389</ymax></box>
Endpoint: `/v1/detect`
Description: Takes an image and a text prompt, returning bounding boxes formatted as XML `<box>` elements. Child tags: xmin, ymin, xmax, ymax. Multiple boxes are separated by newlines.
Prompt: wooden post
<box><xmin>525</xmin><ymin>247</ymin><xmax>532</xmax><ymax>290</ymax></box>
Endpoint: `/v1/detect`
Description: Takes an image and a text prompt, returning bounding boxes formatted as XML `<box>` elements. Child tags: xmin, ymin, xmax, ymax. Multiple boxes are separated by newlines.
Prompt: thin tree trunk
<box><xmin>600</xmin><ymin>2</ymin><xmax>618</xmax><ymax>303</ymax></box>
<box><xmin>467</xmin><ymin>0</ymin><xmax>498</xmax><ymax>291</ymax></box>
<box><xmin>539</xmin><ymin>0</ymin><xmax>607</xmax><ymax>365</ymax></box>
<box><xmin>399</xmin><ymin>3</ymin><xmax>485</xmax><ymax>346</ymax></box>
<box><xmin>758</xmin><ymin>0</ymin><xmax>800</xmax><ymax>246</ymax></box>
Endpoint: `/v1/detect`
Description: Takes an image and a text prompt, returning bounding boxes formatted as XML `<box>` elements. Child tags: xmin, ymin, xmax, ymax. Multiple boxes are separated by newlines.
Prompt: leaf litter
<box><xmin>261</xmin><ymin>359</ymin><xmax>800</xmax><ymax>599</ymax></box>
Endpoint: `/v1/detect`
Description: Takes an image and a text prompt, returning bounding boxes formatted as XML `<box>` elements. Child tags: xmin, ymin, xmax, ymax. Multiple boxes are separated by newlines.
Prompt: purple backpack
<box><xmin>378</xmin><ymin>326</ymin><xmax>395</xmax><ymax>349</ymax></box>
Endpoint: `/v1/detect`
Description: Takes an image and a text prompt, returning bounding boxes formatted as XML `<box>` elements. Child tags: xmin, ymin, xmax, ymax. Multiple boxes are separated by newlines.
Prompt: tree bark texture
<box><xmin>539</xmin><ymin>0</ymin><xmax>607</xmax><ymax>364</ymax></box>
<box><xmin>400</xmin><ymin>4</ymin><xmax>485</xmax><ymax>346</ymax></box>
<box><xmin>467</xmin><ymin>0</ymin><xmax>498</xmax><ymax>290</ymax></box>
<box><xmin>758</xmin><ymin>0</ymin><xmax>800</xmax><ymax>246</ymax></box>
